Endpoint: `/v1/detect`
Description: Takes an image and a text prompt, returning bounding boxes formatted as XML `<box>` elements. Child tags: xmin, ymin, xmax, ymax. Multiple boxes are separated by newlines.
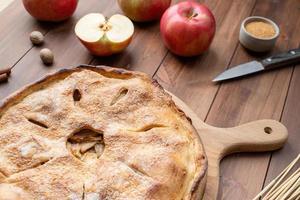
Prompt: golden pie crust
<box><xmin>0</xmin><ymin>65</ymin><xmax>207</xmax><ymax>200</ymax></box>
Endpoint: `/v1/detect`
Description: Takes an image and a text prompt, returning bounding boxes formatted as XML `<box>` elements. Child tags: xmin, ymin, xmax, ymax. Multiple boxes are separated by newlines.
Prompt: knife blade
<box><xmin>213</xmin><ymin>48</ymin><xmax>300</xmax><ymax>82</ymax></box>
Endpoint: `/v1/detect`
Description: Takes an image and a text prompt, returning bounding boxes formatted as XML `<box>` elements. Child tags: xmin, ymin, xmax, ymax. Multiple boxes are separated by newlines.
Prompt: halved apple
<box><xmin>75</xmin><ymin>13</ymin><xmax>134</xmax><ymax>56</ymax></box>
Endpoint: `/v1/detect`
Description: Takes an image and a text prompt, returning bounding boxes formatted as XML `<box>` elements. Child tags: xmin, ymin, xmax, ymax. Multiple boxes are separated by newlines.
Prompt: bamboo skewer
<box><xmin>265</xmin><ymin>168</ymin><xmax>300</xmax><ymax>199</ymax></box>
<box><xmin>280</xmin><ymin>176</ymin><xmax>300</xmax><ymax>200</ymax></box>
<box><xmin>289</xmin><ymin>186</ymin><xmax>300</xmax><ymax>200</ymax></box>
<box><xmin>266</xmin><ymin>169</ymin><xmax>300</xmax><ymax>200</ymax></box>
<box><xmin>253</xmin><ymin>154</ymin><xmax>300</xmax><ymax>200</ymax></box>
<box><xmin>278</xmin><ymin>171</ymin><xmax>300</xmax><ymax>199</ymax></box>
<box><xmin>266</xmin><ymin>155</ymin><xmax>300</xmax><ymax>197</ymax></box>
<box><xmin>252</xmin><ymin>154</ymin><xmax>300</xmax><ymax>200</ymax></box>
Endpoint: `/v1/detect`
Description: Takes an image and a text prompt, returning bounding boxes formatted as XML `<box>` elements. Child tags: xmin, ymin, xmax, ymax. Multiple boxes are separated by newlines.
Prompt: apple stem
<box><xmin>188</xmin><ymin>12</ymin><xmax>198</xmax><ymax>20</ymax></box>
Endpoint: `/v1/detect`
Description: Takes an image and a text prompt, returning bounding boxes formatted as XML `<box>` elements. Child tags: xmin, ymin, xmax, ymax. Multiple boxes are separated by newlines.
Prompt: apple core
<box><xmin>100</xmin><ymin>23</ymin><xmax>112</xmax><ymax>32</ymax></box>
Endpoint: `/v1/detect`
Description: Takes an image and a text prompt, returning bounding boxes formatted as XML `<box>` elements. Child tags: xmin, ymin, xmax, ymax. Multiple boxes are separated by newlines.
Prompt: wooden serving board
<box><xmin>170</xmin><ymin>93</ymin><xmax>288</xmax><ymax>200</ymax></box>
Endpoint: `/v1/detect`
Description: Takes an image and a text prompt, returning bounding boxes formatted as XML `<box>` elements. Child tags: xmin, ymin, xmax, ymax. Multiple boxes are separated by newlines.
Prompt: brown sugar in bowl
<box><xmin>239</xmin><ymin>16</ymin><xmax>280</xmax><ymax>52</ymax></box>
<box><xmin>245</xmin><ymin>21</ymin><xmax>276</xmax><ymax>39</ymax></box>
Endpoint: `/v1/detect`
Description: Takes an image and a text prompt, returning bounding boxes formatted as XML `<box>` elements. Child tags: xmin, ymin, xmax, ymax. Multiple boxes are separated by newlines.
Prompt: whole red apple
<box><xmin>160</xmin><ymin>1</ymin><xmax>216</xmax><ymax>57</ymax></box>
<box><xmin>118</xmin><ymin>0</ymin><xmax>172</xmax><ymax>22</ymax></box>
<box><xmin>22</xmin><ymin>0</ymin><xmax>78</xmax><ymax>22</ymax></box>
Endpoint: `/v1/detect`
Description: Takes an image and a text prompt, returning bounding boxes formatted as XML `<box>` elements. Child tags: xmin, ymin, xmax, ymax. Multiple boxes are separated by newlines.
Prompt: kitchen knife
<box><xmin>213</xmin><ymin>48</ymin><xmax>300</xmax><ymax>82</ymax></box>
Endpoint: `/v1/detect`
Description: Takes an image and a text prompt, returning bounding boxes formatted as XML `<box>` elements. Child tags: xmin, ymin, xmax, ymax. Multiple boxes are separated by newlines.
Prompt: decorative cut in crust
<box><xmin>0</xmin><ymin>65</ymin><xmax>207</xmax><ymax>200</ymax></box>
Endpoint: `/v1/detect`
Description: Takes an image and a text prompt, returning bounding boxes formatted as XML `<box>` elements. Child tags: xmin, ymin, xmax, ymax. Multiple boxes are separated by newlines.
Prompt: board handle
<box><xmin>210</xmin><ymin>119</ymin><xmax>288</xmax><ymax>159</ymax></box>
<box><xmin>168</xmin><ymin>92</ymin><xmax>288</xmax><ymax>156</ymax></box>
<box><xmin>168</xmin><ymin>92</ymin><xmax>288</xmax><ymax>200</ymax></box>
<box><xmin>199</xmin><ymin>120</ymin><xmax>288</xmax><ymax>200</ymax></box>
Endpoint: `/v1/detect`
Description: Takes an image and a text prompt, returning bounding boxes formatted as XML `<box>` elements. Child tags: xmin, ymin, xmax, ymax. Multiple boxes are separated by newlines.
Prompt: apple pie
<box><xmin>0</xmin><ymin>65</ymin><xmax>207</xmax><ymax>200</ymax></box>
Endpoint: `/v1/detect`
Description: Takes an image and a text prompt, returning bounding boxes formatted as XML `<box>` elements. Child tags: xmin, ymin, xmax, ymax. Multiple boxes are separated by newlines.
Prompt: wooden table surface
<box><xmin>0</xmin><ymin>0</ymin><xmax>299</xmax><ymax>199</ymax></box>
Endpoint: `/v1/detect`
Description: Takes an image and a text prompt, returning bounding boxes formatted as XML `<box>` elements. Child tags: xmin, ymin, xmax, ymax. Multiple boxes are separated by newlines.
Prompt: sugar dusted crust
<box><xmin>0</xmin><ymin>65</ymin><xmax>207</xmax><ymax>200</ymax></box>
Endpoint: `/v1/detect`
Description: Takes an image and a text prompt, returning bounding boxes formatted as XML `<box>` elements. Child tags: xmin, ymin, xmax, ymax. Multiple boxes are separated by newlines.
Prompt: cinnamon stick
<box><xmin>0</xmin><ymin>67</ymin><xmax>11</xmax><ymax>76</ymax></box>
<box><xmin>0</xmin><ymin>73</ymin><xmax>8</xmax><ymax>83</ymax></box>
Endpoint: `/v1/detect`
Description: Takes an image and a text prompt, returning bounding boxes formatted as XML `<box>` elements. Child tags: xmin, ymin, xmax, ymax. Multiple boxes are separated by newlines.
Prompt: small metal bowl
<box><xmin>239</xmin><ymin>16</ymin><xmax>280</xmax><ymax>52</ymax></box>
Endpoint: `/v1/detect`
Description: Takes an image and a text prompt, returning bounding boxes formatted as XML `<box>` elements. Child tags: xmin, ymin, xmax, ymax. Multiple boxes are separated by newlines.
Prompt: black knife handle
<box><xmin>261</xmin><ymin>48</ymin><xmax>300</xmax><ymax>70</ymax></box>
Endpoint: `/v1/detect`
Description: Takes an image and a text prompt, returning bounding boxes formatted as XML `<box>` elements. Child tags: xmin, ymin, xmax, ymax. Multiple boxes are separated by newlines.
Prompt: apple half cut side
<box><xmin>75</xmin><ymin>13</ymin><xmax>134</xmax><ymax>56</ymax></box>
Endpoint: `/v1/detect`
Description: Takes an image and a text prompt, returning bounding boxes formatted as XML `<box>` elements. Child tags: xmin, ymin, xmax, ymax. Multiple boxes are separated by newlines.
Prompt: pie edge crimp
<box><xmin>0</xmin><ymin>65</ymin><xmax>208</xmax><ymax>199</ymax></box>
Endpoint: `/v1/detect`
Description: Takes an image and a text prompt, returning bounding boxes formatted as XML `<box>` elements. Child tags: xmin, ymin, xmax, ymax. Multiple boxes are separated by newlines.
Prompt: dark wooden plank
<box><xmin>261</xmin><ymin>0</ymin><xmax>300</xmax><ymax>186</ymax></box>
<box><xmin>263</xmin><ymin>65</ymin><xmax>300</xmax><ymax>185</ymax></box>
<box><xmin>212</xmin><ymin>54</ymin><xmax>291</xmax><ymax>199</ymax></box>
<box><xmin>204</xmin><ymin>0</ymin><xmax>300</xmax><ymax>199</ymax></box>
<box><xmin>0</xmin><ymin>1</ymin><xmax>298</xmax><ymax>199</ymax></box>
<box><xmin>0</xmin><ymin>0</ymin><xmax>169</xmax><ymax>100</ymax></box>
<box><xmin>154</xmin><ymin>0</ymin><xmax>256</xmax><ymax>120</ymax></box>
<box><xmin>91</xmin><ymin>21</ymin><xmax>168</xmax><ymax>76</ymax></box>
<box><xmin>0</xmin><ymin>0</ymin><xmax>51</xmax><ymax>71</ymax></box>
<box><xmin>91</xmin><ymin>0</ymin><xmax>189</xmax><ymax>75</ymax></box>
<box><xmin>0</xmin><ymin>0</ymin><xmax>115</xmax><ymax>100</ymax></box>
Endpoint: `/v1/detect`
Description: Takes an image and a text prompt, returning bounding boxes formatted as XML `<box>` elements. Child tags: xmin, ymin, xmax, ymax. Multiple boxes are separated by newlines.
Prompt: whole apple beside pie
<box><xmin>22</xmin><ymin>0</ymin><xmax>78</xmax><ymax>22</ymax></box>
<box><xmin>117</xmin><ymin>0</ymin><xmax>172</xmax><ymax>22</ymax></box>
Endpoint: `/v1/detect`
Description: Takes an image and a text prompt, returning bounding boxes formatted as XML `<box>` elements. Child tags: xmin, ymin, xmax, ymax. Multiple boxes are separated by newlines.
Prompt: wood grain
<box><xmin>0</xmin><ymin>0</ymin><xmax>50</xmax><ymax>71</ymax></box>
<box><xmin>261</xmin><ymin>0</ymin><xmax>300</xmax><ymax>187</ymax></box>
<box><xmin>0</xmin><ymin>0</ymin><xmax>114</xmax><ymax>100</ymax></box>
<box><xmin>0</xmin><ymin>0</ymin><xmax>170</xmax><ymax>100</ymax></box>
<box><xmin>263</xmin><ymin>63</ymin><xmax>300</xmax><ymax>185</ymax></box>
<box><xmin>91</xmin><ymin>0</ymin><xmax>181</xmax><ymax>75</ymax></box>
<box><xmin>171</xmin><ymin>93</ymin><xmax>288</xmax><ymax>200</ymax></box>
<box><xmin>205</xmin><ymin>0</ymin><xmax>300</xmax><ymax>199</ymax></box>
<box><xmin>154</xmin><ymin>0</ymin><xmax>256</xmax><ymax>120</ymax></box>
<box><xmin>91</xmin><ymin>21</ymin><xmax>168</xmax><ymax>75</ymax></box>
<box><xmin>154</xmin><ymin>0</ymin><xmax>257</xmax><ymax>197</ymax></box>
<box><xmin>0</xmin><ymin>0</ymin><xmax>13</xmax><ymax>11</ymax></box>
<box><xmin>0</xmin><ymin>0</ymin><xmax>299</xmax><ymax>200</ymax></box>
